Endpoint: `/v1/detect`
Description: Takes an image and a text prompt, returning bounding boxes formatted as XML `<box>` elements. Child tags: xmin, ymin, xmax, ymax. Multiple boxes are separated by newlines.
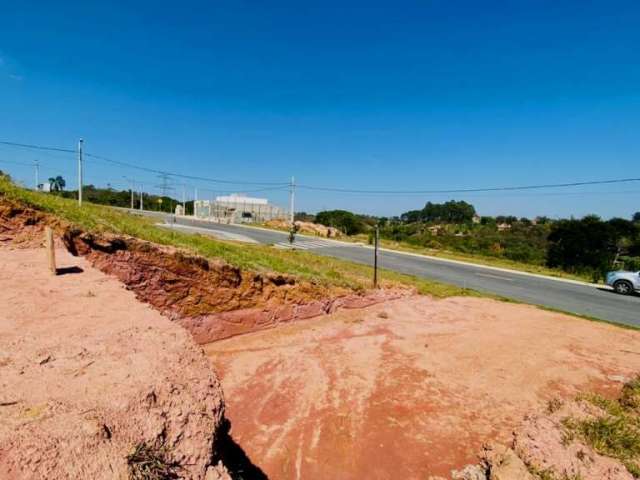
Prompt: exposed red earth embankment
<box><xmin>2</xmin><ymin>197</ymin><xmax>408</xmax><ymax>344</ymax></box>
<box><xmin>62</xmin><ymin>229</ymin><xmax>408</xmax><ymax>343</ymax></box>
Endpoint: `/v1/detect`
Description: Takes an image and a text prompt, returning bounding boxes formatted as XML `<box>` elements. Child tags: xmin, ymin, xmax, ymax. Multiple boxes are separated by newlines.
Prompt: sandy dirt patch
<box><xmin>205</xmin><ymin>296</ymin><xmax>640</xmax><ymax>479</ymax></box>
<box><xmin>0</xmin><ymin>247</ymin><xmax>229</xmax><ymax>479</ymax></box>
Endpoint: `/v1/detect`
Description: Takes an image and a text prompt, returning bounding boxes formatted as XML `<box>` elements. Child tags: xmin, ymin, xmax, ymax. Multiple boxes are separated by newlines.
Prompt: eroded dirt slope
<box><xmin>0</xmin><ymin>196</ymin><xmax>406</xmax><ymax>344</ymax></box>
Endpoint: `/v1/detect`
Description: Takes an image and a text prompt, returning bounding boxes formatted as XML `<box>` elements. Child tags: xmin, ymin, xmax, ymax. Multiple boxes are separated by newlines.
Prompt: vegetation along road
<box><xmin>137</xmin><ymin>210</ymin><xmax>640</xmax><ymax>327</ymax></box>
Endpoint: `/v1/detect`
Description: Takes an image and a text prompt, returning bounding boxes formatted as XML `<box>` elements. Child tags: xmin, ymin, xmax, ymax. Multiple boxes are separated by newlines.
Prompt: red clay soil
<box><xmin>205</xmin><ymin>296</ymin><xmax>640</xmax><ymax>480</ymax></box>
<box><xmin>0</xmin><ymin>201</ymin><xmax>56</xmax><ymax>248</ymax></box>
<box><xmin>0</xmin><ymin>247</ymin><xmax>231</xmax><ymax>480</ymax></box>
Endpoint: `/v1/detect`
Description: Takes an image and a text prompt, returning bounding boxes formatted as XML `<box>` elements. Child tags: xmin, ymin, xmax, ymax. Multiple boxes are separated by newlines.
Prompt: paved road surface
<box><xmin>134</xmin><ymin>210</ymin><xmax>640</xmax><ymax>327</ymax></box>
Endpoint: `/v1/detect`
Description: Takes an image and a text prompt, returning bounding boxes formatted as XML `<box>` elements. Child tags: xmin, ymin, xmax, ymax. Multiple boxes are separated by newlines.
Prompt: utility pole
<box><xmin>34</xmin><ymin>160</ymin><xmax>39</xmax><ymax>190</ymax></box>
<box><xmin>123</xmin><ymin>177</ymin><xmax>135</xmax><ymax>209</ymax></box>
<box><xmin>194</xmin><ymin>187</ymin><xmax>198</xmax><ymax>217</ymax></box>
<box><xmin>182</xmin><ymin>184</ymin><xmax>186</xmax><ymax>215</ymax></box>
<box><xmin>288</xmin><ymin>176</ymin><xmax>296</xmax><ymax>244</ymax></box>
<box><xmin>139</xmin><ymin>185</ymin><xmax>144</xmax><ymax>211</ymax></box>
<box><xmin>77</xmin><ymin>139</ymin><xmax>84</xmax><ymax>206</ymax></box>
<box><xmin>373</xmin><ymin>224</ymin><xmax>379</xmax><ymax>288</ymax></box>
<box><xmin>289</xmin><ymin>176</ymin><xmax>295</xmax><ymax>225</ymax></box>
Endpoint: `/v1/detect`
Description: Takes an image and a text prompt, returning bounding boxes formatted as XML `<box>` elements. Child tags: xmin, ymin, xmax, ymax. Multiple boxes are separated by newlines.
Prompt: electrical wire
<box><xmin>3</xmin><ymin>139</ymin><xmax>639</xmax><ymax>196</ymax></box>
<box><xmin>0</xmin><ymin>159</ymin><xmax>36</xmax><ymax>167</ymax></box>
<box><xmin>84</xmin><ymin>153</ymin><xmax>289</xmax><ymax>186</ymax></box>
<box><xmin>0</xmin><ymin>140</ymin><xmax>290</xmax><ymax>187</ymax></box>
<box><xmin>0</xmin><ymin>141</ymin><xmax>75</xmax><ymax>153</ymax></box>
<box><xmin>297</xmin><ymin>177</ymin><xmax>640</xmax><ymax>195</ymax></box>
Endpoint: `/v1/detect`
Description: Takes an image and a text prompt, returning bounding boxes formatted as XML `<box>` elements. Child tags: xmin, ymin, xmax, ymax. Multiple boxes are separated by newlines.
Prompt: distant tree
<box><xmin>480</xmin><ymin>216</ymin><xmax>496</xmax><ymax>226</ymax></box>
<box><xmin>608</xmin><ymin>218</ymin><xmax>637</xmax><ymax>240</ymax></box>
<box><xmin>48</xmin><ymin>176</ymin><xmax>66</xmax><ymax>191</ymax></box>
<box><xmin>295</xmin><ymin>212</ymin><xmax>316</xmax><ymax>222</ymax></box>
<box><xmin>315</xmin><ymin>210</ymin><xmax>366</xmax><ymax>235</ymax></box>
<box><xmin>401</xmin><ymin>200</ymin><xmax>476</xmax><ymax>224</ymax></box>
<box><xmin>400</xmin><ymin>209</ymin><xmax>423</xmax><ymax>223</ymax></box>
<box><xmin>546</xmin><ymin>216</ymin><xmax>618</xmax><ymax>279</ymax></box>
<box><xmin>535</xmin><ymin>216</ymin><xmax>551</xmax><ymax>225</ymax></box>
<box><xmin>633</xmin><ymin>212</ymin><xmax>640</xmax><ymax>223</ymax></box>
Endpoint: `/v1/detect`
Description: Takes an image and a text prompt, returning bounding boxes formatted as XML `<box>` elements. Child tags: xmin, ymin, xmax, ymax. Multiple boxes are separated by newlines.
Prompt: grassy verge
<box><xmin>0</xmin><ymin>177</ymin><xmax>479</xmax><ymax>298</ymax></box>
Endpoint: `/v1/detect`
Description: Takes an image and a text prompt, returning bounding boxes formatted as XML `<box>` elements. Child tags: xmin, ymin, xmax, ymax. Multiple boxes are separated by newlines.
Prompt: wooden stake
<box><xmin>45</xmin><ymin>227</ymin><xmax>57</xmax><ymax>275</ymax></box>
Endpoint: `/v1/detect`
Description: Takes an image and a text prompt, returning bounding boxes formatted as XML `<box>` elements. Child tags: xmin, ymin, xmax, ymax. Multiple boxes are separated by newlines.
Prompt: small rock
<box><xmin>451</xmin><ymin>464</ymin><xmax>486</xmax><ymax>480</ymax></box>
<box><xmin>38</xmin><ymin>355</ymin><xmax>53</xmax><ymax>365</ymax></box>
<box><xmin>482</xmin><ymin>443</ymin><xmax>534</xmax><ymax>480</ymax></box>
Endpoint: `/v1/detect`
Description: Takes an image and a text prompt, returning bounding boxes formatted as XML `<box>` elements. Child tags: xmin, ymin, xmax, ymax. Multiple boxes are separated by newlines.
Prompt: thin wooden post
<box><xmin>45</xmin><ymin>227</ymin><xmax>57</xmax><ymax>275</ymax></box>
<box><xmin>373</xmin><ymin>225</ymin><xmax>379</xmax><ymax>288</ymax></box>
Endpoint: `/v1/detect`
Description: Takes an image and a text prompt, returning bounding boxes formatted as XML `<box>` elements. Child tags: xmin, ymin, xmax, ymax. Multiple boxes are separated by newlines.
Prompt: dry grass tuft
<box><xmin>127</xmin><ymin>441</ymin><xmax>181</xmax><ymax>480</ymax></box>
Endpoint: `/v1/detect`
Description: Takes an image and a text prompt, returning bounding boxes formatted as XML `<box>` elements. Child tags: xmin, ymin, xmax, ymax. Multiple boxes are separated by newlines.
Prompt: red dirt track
<box><xmin>205</xmin><ymin>296</ymin><xmax>640</xmax><ymax>479</ymax></box>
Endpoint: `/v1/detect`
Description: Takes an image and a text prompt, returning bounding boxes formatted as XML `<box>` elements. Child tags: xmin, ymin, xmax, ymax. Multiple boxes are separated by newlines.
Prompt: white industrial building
<box><xmin>191</xmin><ymin>193</ymin><xmax>285</xmax><ymax>223</ymax></box>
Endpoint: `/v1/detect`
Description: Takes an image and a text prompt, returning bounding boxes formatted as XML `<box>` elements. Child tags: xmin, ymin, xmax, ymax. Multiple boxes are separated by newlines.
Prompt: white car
<box><xmin>606</xmin><ymin>271</ymin><xmax>640</xmax><ymax>295</ymax></box>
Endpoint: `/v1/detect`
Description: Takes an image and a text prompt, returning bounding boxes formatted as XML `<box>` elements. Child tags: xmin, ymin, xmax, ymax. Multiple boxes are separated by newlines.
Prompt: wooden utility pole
<box><xmin>45</xmin><ymin>227</ymin><xmax>57</xmax><ymax>275</ymax></box>
<box><xmin>77</xmin><ymin>139</ymin><xmax>83</xmax><ymax>206</ymax></box>
<box><xmin>373</xmin><ymin>225</ymin><xmax>379</xmax><ymax>288</ymax></box>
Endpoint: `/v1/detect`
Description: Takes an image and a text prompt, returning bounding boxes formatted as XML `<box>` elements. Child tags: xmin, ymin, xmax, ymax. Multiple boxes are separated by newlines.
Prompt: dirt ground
<box><xmin>0</xmin><ymin>247</ymin><xmax>229</xmax><ymax>479</ymax></box>
<box><xmin>205</xmin><ymin>296</ymin><xmax>640</xmax><ymax>479</ymax></box>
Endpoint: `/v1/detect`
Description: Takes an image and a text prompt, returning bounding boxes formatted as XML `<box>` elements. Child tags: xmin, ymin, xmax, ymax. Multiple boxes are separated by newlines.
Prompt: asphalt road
<box><xmin>130</xmin><ymin>210</ymin><xmax>640</xmax><ymax>327</ymax></box>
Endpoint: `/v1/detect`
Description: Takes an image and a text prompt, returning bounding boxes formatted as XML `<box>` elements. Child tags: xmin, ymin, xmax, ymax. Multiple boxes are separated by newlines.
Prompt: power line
<box><xmin>297</xmin><ymin>177</ymin><xmax>640</xmax><ymax>195</ymax></box>
<box><xmin>4</xmin><ymin>138</ymin><xmax>639</xmax><ymax>196</ymax></box>
<box><xmin>83</xmin><ymin>152</ymin><xmax>288</xmax><ymax>186</ymax></box>
<box><xmin>0</xmin><ymin>139</ymin><xmax>289</xmax><ymax>187</ymax></box>
<box><xmin>0</xmin><ymin>140</ymin><xmax>75</xmax><ymax>153</ymax></box>
<box><xmin>0</xmin><ymin>159</ymin><xmax>36</xmax><ymax>167</ymax></box>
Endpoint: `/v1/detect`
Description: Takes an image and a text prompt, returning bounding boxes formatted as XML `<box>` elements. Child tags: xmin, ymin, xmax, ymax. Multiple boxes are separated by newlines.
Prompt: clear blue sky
<box><xmin>1</xmin><ymin>1</ymin><xmax>639</xmax><ymax>219</ymax></box>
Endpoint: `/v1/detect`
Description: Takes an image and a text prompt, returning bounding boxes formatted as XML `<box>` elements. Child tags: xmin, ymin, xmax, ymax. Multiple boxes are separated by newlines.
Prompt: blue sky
<box><xmin>0</xmin><ymin>1</ymin><xmax>639</xmax><ymax>218</ymax></box>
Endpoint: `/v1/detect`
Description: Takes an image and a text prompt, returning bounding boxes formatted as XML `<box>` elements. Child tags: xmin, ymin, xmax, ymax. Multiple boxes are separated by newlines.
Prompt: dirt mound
<box><xmin>455</xmin><ymin>393</ymin><xmax>639</xmax><ymax>480</ymax></box>
<box><xmin>265</xmin><ymin>219</ymin><xmax>343</xmax><ymax>238</ymax></box>
<box><xmin>0</xmin><ymin>247</ymin><xmax>235</xmax><ymax>480</ymax></box>
<box><xmin>511</xmin><ymin>397</ymin><xmax>636</xmax><ymax>479</ymax></box>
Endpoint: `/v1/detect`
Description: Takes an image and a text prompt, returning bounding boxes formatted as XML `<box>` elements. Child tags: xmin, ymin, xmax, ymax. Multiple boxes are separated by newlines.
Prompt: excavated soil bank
<box><xmin>206</xmin><ymin>296</ymin><xmax>640</xmax><ymax>479</ymax></box>
<box><xmin>0</xmin><ymin>197</ymin><xmax>409</xmax><ymax>344</ymax></box>
<box><xmin>62</xmin><ymin>229</ymin><xmax>408</xmax><ymax>343</ymax></box>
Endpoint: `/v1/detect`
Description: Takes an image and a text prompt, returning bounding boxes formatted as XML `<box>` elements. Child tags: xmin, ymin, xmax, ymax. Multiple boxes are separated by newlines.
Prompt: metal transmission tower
<box><xmin>154</xmin><ymin>173</ymin><xmax>174</xmax><ymax>212</ymax></box>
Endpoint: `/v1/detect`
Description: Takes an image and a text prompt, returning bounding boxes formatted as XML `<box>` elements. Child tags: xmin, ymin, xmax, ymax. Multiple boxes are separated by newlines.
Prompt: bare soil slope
<box><xmin>0</xmin><ymin>247</ymin><xmax>231</xmax><ymax>480</ymax></box>
<box><xmin>206</xmin><ymin>296</ymin><xmax>640</xmax><ymax>479</ymax></box>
